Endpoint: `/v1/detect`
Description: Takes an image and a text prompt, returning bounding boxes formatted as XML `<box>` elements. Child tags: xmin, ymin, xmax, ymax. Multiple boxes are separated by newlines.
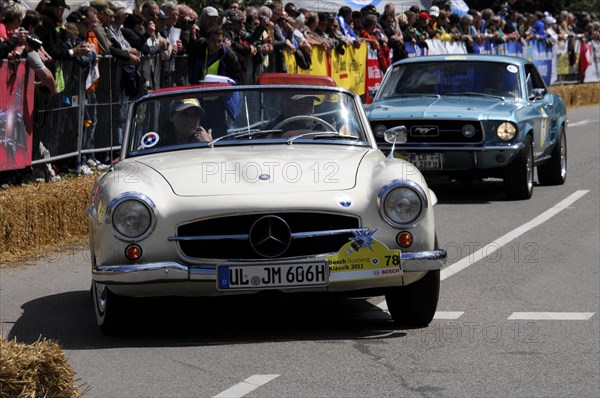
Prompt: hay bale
<box><xmin>550</xmin><ymin>82</ymin><xmax>600</xmax><ymax>108</ymax></box>
<box><xmin>0</xmin><ymin>175</ymin><xmax>95</xmax><ymax>265</ymax></box>
<box><xmin>0</xmin><ymin>337</ymin><xmax>83</xmax><ymax>398</ymax></box>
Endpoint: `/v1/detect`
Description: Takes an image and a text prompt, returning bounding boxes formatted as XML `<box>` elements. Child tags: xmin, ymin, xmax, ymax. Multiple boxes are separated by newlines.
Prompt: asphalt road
<box><xmin>1</xmin><ymin>106</ymin><xmax>598</xmax><ymax>397</ymax></box>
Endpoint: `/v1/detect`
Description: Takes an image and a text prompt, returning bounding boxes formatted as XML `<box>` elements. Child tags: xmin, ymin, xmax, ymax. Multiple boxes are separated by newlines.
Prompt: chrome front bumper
<box><xmin>93</xmin><ymin>249</ymin><xmax>447</xmax><ymax>285</ymax></box>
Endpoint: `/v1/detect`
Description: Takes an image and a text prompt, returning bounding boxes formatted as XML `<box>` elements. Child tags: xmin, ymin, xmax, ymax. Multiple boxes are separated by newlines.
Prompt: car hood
<box><xmin>135</xmin><ymin>145</ymin><xmax>372</xmax><ymax>196</ymax></box>
<box><xmin>366</xmin><ymin>96</ymin><xmax>520</xmax><ymax>120</ymax></box>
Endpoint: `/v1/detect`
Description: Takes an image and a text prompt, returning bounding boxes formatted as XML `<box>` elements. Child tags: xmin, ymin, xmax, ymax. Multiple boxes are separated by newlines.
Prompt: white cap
<box><xmin>202</xmin><ymin>6</ymin><xmax>219</xmax><ymax>17</ymax></box>
<box><xmin>112</xmin><ymin>1</ymin><xmax>133</xmax><ymax>15</ymax></box>
<box><xmin>429</xmin><ymin>5</ymin><xmax>440</xmax><ymax>17</ymax></box>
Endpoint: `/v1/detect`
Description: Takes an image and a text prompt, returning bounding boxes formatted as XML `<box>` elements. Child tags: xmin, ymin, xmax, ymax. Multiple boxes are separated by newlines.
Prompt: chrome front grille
<box><xmin>173</xmin><ymin>213</ymin><xmax>360</xmax><ymax>260</ymax></box>
<box><xmin>372</xmin><ymin>120</ymin><xmax>484</xmax><ymax>144</ymax></box>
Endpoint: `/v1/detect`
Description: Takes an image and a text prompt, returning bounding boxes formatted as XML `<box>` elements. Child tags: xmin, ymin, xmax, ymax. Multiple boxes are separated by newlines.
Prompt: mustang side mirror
<box><xmin>384</xmin><ymin>126</ymin><xmax>407</xmax><ymax>159</ymax></box>
<box><xmin>368</xmin><ymin>89</ymin><xmax>378</xmax><ymax>99</ymax></box>
<box><xmin>529</xmin><ymin>88</ymin><xmax>546</xmax><ymax>101</ymax></box>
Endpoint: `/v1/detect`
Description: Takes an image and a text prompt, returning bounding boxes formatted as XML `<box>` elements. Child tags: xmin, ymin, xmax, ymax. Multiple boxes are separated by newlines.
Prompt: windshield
<box><xmin>376</xmin><ymin>61</ymin><xmax>522</xmax><ymax>99</ymax></box>
<box><xmin>127</xmin><ymin>87</ymin><xmax>369</xmax><ymax>157</ymax></box>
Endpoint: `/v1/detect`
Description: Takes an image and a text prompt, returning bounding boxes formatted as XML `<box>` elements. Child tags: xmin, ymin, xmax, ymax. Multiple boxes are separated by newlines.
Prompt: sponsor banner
<box><xmin>583</xmin><ymin>40</ymin><xmax>600</xmax><ymax>83</ymax></box>
<box><xmin>425</xmin><ymin>39</ymin><xmax>467</xmax><ymax>55</ymax></box>
<box><xmin>1</xmin><ymin>62</ymin><xmax>34</xmax><ymax>171</ymax></box>
<box><xmin>292</xmin><ymin>0</ymin><xmax>428</xmax><ymax>14</ymax></box>
<box><xmin>364</xmin><ymin>47</ymin><xmax>382</xmax><ymax>104</ymax></box>
<box><xmin>527</xmin><ymin>39</ymin><xmax>553</xmax><ymax>85</ymax></box>
<box><xmin>330</xmin><ymin>43</ymin><xmax>366</xmax><ymax>96</ymax></box>
<box><xmin>405</xmin><ymin>41</ymin><xmax>426</xmax><ymax>57</ymax></box>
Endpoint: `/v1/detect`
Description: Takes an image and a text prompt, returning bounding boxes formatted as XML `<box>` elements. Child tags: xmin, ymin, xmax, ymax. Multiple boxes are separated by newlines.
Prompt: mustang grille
<box><xmin>176</xmin><ymin>213</ymin><xmax>360</xmax><ymax>260</ymax></box>
<box><xmin>372</xmin><ymin>120</ymin><xmax>484</xmax><ymax>144</ymax></box>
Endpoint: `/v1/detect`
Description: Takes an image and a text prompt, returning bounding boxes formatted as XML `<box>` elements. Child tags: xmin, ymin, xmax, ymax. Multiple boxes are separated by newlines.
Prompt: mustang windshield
<box><xmin>127</xmin><ymin>88</ymin><xmax>368</xmax><ymax>156</ymax></box>
<box><xmin>377</xmin><ymin>61</ymin><xmax>521</xmax><ymax>99</ymax></box>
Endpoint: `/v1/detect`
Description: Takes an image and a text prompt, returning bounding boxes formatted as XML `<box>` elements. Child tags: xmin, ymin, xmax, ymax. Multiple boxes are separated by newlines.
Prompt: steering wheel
<box><xmin>273</xmin><ymin>115</ymin><xmax>337</xmax><ymax>132</ymax></box>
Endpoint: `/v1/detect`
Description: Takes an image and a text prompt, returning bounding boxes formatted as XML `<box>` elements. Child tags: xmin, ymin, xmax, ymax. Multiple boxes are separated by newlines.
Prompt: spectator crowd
<box><xmin>0</xmin><ymin>0</ymin><xmax>598</xmax><ymax>176</ymax></box>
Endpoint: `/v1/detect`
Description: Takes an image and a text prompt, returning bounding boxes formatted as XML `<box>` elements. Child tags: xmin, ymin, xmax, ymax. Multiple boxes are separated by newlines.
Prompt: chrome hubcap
<box><xmin>526</xmin><ymin>145</ymin><xmax>533</xmax><ymax>192</ymax></box>
<box><xmin>560</xmin><ymin>134</ymin><xmax>567</xmax><ymax>179</ymax></box>
<box><xmin>95</xmin><ymin>283</ymin><xmax>107</xmax><ymax>314</ymax></box>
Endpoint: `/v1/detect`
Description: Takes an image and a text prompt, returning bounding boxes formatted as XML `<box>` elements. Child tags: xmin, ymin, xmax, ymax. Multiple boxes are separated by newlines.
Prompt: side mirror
<box><xmin>384</xmin><ymin>126</ymin><xmax>408</xmax><ymax>144</ymax></box>
<box><xmin>528</xmin><ymin>88</ymin><xmax>546</xmax><ymax>101</ymax></box>
<box><xmin>384</xmin><ymin>126</ymin><xmax>407</xmax><ymax>159</ymax></box>
<box><xmin>368</xmin><ymin>89</ymin><xmax>378</xmax><ymax>99</ymax></box>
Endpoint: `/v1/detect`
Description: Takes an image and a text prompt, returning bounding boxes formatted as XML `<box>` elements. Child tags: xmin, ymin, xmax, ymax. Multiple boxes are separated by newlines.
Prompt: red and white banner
<box><xmin>365</xmin><ymin>47</ymin><xmax>383</xmax><ymax>104</ymax></box>
<box><xmin>0</xmin><ymin>62</ymin><xmax>35</xmax><ymax>171</ymax></box>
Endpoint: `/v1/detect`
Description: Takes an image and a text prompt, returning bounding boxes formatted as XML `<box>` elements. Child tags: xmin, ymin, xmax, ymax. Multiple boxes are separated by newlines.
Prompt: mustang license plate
<box><xmin>410</xmin><ymin>153</ymin><xmax>442</xmax><ymax>170</ymax></box>
<box><xmin>217</xmin><ymin>263</ymin><xmax>328</xmax><ymax>290</ymax></box>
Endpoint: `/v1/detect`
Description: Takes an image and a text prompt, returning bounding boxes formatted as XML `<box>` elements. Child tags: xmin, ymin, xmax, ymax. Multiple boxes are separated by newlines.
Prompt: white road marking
<box><xmin>433</xmin><ymin>311</ymin><xmax>465</xmax><ymax>320</ymax></box>
<box><xmin>508</xmin><ymin>312</ymin><xmax>595</xmax><ymax>320</ymax></box>
<box><xmin>568</xmin><ymin>119</ymin><xmax>598</xmax><ymax>127</ymax></box>
<box><xmin>441</xmin><ymin>190</ymin><xmax>590</xmax><ymax>281</ymax></box>
<box><xmin>375</xmin><ymin>301</ymin><xmax>463</xmax><ymax>319</ymax></box>
<box><xmin>213</xmin><ymin>374</ymin><xmax>280</xmax><ymax>398</ymax></box>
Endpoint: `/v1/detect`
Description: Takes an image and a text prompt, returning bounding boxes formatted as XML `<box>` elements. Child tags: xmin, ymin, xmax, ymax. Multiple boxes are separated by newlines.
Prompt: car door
<box><xmin>524</xmin><ymin>64</ymin><xmax>552</xmax><ymax>158</ymax></box>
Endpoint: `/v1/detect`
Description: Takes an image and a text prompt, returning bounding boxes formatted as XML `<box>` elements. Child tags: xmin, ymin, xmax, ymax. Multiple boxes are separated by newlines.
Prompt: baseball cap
<box><xmin>45</xmin><ymin>0</ymin><xmax>70</xmax><ymax>9</ymax></box>
<box><xmin>429</xmin><ymin>6</ymin><xmax>439</xmax><ymax>17</ymax></box>
<box><xmin>361</xmin><ymin>5</ymin><xmax>377</xmax><ymax>15</ymax></box>
<box><xmin>90</xmin><ymin>0</ymin><xmax>109</xmax><ymax>11</ymax></box>
<box><xmin>225</xmin><ymin>9</ymin><xmax>243</xmax><ymax>22</ymax></box>
<box><xmin>170</xmin><ymin>98</ymin><xmax>204</xmax><ymax>115</ymax></box>
<box><xmin>202</xmin><ymin>6</ymin><xmax>219</xmax><ymax>17</ymax></box>
<box><xmin>112</xmin><ymin>1</ymin><xmax>133</xmax><ymax>15</ymax></box>
<box><xmin>419</xmin><ymin>11</ymin><xmax>431</xmax><ymax>20</ymax></box>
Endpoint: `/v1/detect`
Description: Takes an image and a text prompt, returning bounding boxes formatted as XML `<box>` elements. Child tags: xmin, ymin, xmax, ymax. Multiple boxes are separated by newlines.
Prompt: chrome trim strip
<box><xmin>380</xmin><ymin>143</ymin><xmax>524</xmax><ymax>151</ymax></box>
<box><xmin>169</xmin><ymin>234</ymin><xmax>249</xmax><ymax>241</ymax></box>
<box><xmin>292</xmin><ymin>229</ymin><xmax>356</xmax><ymax>238</ymax></box>
<box><xmin>169</xmin><ymin>228</ymin><xmax>357</xmax><ymax>242</ymax></box>
<box><xmin>91</xmin><ymin>250</ymin><xmax>446</xmax><ymax>284</ymax></box>
<box><xmin>401</xmin><ymin>249</ymin><xmax>447</xmax><ymax>271</ymax></box>
<box><xmin>92</xmin><ymin>262</ymin><xmax>188</xmax><ymax>284</ymax></box>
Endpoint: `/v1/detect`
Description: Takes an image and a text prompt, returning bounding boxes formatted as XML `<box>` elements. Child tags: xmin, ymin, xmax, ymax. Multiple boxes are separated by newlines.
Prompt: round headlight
<box><xmin>379</xmin><ymin>183</ymin><xmax>426</xmax><ymax>227</ymax></box>
<box><xmin>462</xmin><ymin>124</ymin><xmax>476</xmax><ymax>138</ymax></box>
<box><xmin>112</xmin><ymin>199</ymin><xmax>152</xmax><ymax>239</ymax></box>
<box><xmin>374</xmin><ymin>124</ymin><xmax>387</xmax><ymax>138</ymax></box>
<box><xmin>497</xmin><ymin>122</ymin><xmax>516</xmax><ymax>141</ymax></box>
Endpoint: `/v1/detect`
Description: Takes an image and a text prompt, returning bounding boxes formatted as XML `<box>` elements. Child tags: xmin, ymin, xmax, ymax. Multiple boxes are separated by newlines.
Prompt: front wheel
<box><xmin>504</xmin><ymin>135</ymin><xmax>534</xmax><ymax>200</ymax></box>
<box><xmin>92</xmin><ymin>282</ymin><xmax>129</xmax><ymax>335</ymax></box>
<box><xmin>385</xmin><ymin>270</ymin><xmax>440</xmax><ymax>328</ymax></box>
<box><xmin>537</xmin><ymin>128</ymin><xmax>567</xmax><ymax>185</ymax></box>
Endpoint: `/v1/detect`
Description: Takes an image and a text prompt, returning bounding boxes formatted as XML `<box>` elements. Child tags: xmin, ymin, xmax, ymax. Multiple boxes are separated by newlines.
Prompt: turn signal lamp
<box><xmin>396</xmin><ymin>231</ymin><xmax>413</xmax><ymax>248</ymax></box>
<box><xmin>125</xmin><ymin>244</ymin><xmax>143</xmax><ymax>261</ymax></box>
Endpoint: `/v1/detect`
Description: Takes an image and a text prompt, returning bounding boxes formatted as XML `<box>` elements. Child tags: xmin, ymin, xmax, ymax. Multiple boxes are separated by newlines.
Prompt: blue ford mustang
<box><xmin>365</xmin><ymin>54</ymin><xmax>568</xmax><ymax>200</ymax></box>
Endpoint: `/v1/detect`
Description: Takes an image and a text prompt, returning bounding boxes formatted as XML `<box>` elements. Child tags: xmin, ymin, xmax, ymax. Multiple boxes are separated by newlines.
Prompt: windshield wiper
<box><xmin>445</xmin><ymin>92</ymin><xmax>505</xmax><ymax>100</ymax></box>
<box><xmin>208</xmin><ymin>129</ymin><xmax>282</xmax><ymax>148</ymax></box>
<box><xmin>287</xmin><ymin>132</ymin><xmax>360</xmax><ymax>145</ymax></box>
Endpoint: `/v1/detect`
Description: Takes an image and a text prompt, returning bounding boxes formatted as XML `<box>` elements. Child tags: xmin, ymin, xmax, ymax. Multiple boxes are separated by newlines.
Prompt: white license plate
<box><xmin>410</xmin><ymin>153</ymin><xmax>442</xmax><ymax>170</ymax></box>
<box><xmin>217</xmin><ymin>263</ymin><xmax>328</xmax><ymax>290</ymax></box>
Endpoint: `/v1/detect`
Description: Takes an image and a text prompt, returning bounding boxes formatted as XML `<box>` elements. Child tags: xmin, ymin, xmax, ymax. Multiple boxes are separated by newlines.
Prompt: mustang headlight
<box><xmin>110</xmin><ymin>193</ymin><xmax>155</xmax><ymax>240</ymax></box>
<box><xmin>374</xmin><ymin>124</ymin><xmax>387</xmax><ymax>138</ymax></box>
<box><xmin>497</xmin><ymin>122</ymin><xmax>517</xmax><ymax>141</ymax></box>
<box><xmin>378</xmin><ymin>180</ymin><xmax>428</xmax><ymax>227</ymax></box>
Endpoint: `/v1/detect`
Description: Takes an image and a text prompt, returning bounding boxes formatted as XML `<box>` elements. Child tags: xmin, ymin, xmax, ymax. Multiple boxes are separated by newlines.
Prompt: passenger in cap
<box><xmin>157</xmin><ymin>98</ymin><xmax>213</xmax><ymax>146</ymax></box>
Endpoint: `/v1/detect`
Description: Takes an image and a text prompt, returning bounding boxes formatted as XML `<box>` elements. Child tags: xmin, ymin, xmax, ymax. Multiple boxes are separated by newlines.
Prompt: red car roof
<box><xmin>257</xmin><ymin>73</ymin><xmax>337</xmax><ymax>87</ymax></box>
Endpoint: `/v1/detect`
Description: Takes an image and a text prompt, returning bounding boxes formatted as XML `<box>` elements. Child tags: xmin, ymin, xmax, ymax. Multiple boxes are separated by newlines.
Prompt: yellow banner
<box><xmin>330</xmin><ymin>44</ymin><xmax>366</xmax><ymax>95</ymax></box>
<box><xmin>283</xmin><ymin>44</ymin><xmax>367</xmax><ymax>96</ymax></box>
